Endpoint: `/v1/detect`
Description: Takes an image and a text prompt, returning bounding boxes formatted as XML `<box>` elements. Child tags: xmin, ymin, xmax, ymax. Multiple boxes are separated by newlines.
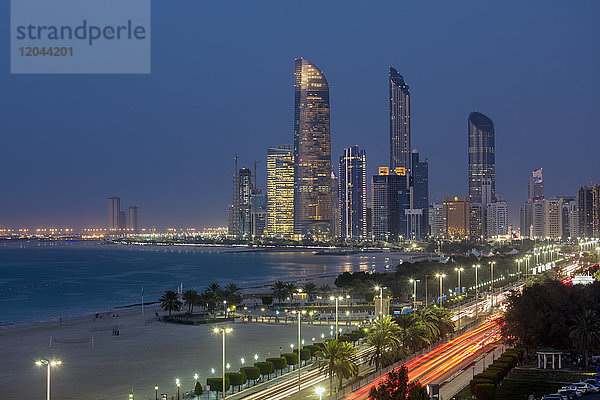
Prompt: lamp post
<box><xmin>489</xmin><ymin>261</ymin><xmax>496</xmax><ymax>308</ymax></box>
<box><xmin>374</xmin><ymin>286</ymin><xmax>385</xmax><ymax>317</ymax></box>
<box><xmin>473</xmin><ymin>264</ymin><xmax>480</xmax><ymax>319</ymax></box>
<box><xmin>425</xmin><ymin>275</ymin><xmax>429</xmax><ymax>306</ymax></box>
<box><xmin>330</xmin><ymin>296</ymin><xmax>342</xmax><ymax>339</ymax></box>
<box><xmin>154</xmin><ymin>385</ymin><xmax>158</xmax><ymax>400</ymax></box>
<box><xmin>316</xmin><ymin>386</ymin><xmax>325</xmax><ymax>400</ymax></box>
<box><xmin>214</xmin><ymin>327</ymin><xmax>233</xmax><ymax>398</ymax></box>
<box><xmin>35</xmin><ymin>359</ymin><xmax>62</xmax><ymax>400</ymax></box>
<box><xmin>516</xmin><ymin>258</ymin><xmax>522</xmax><ymax>280</ymax></box>
<box><xmin>409</xmin><ymin>279</ymin><xmax>419</xmax><ymax>311</ymax></box>
<box><xmin>175</xmin><ymin>378</ymin><xmax>180</xmax><ymax>400</ymax></box>
<box><xmin>435</xmin><ymin>274</ymin><xmax>446</xmax><ymax>306</ymax></box>
<box><xmin>455</xmin><ymin>267</ymin><xmax>463</xmax><ymax>328</ymax></box>
<box><xmin>293</xmin><ymin>310</ymin><xmax>306</xmax><ymax>400</ymax></box>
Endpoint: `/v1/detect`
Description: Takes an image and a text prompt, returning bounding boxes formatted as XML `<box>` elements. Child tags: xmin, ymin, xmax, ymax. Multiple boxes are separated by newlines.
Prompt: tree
<box><xmin>254</xmin><ymin>361</ymin><xmax>274</xmax><ymax>380</ymax></box>
<box><xmin>285</xmin><ymin>282</ymin><xmax>297</xmax><ymax>303</ymax></box>
<box><xmin>369</xmin><ymin>366</ymin><xmax>428</xmax><ymax>400</ymax></box>
<box><xmin>318</xmin><ymin>284</ymin><xmax>333</xmax><ymax>300</ymax></box>
<box><xmin>226</xmin><ymin>372</ymin><xmax>246</xmax><ymax>392</ymax></box>
<box><xmin>569</xmin><ymin>310</ymin><xmax>600</xmax><ymax>368</ymax></box>
<box><xmin>206</xmin><ymin>377</ymin><xmax>230</xmax><ymax>397</ymax></box>
<box><xmin>266</xmin><ymin>357</ymin><xmax>287</xmax><ymax>376</ymax></box>
<box><xmin>271</xmin><ymin>281</ymin><xmax>287</xmax><ymax>304</ymax></box>
<box><xmin>194</xmin><ymin>381</ymin><xmax>203</xmax><ymax>398</ymax></box>
<box><xmin>394</xmin><ymin>314</ymin><xmax>428</xmax><ymax>352</ymax></box>
<box><xmin>303</xmin><ymin>283</ymin><xmax>318</xmax><ymax>302</ymax></box>
<box><xmin>182</xmin><ymin>289</ymin><xmax>199</xmax><ymax>314</ymax></box>
<box><xmin>159</xmin><ymin>290</ymin><xmax>182</xmax><ymax>317</ymax></box>
<box><xmin>367</xmin><ymin>316</ymin><xmax>403</xmax><ymax>371</ymax></box>
<box><xmin>240</xmin><ymin>366</ymin><xmax>260</xmax><ymax>386</ymax></box>
<box><xmin>315</xmin><ymin>339</ymin><xmax>358</xmax><ymax>394</ymax></box>
<box><xmin>224</xmin><ymin>282</ymin><xmax>243</xmax><ymax>305</ymax></box>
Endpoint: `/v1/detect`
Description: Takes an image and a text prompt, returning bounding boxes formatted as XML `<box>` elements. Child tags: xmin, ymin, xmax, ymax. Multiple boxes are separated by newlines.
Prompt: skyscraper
<box><xmin>339</xmin><ymin>146</ymin><xmax>367</xmax><ymax>239</ymax></box>
<box><xmin>266</xmin><ymin>144</ymin><xmax>295</xmax><ymax>237</ymax></box>
<box><xmin>411</xmin><ymin>150</ymin><xmax>429</xmax><ymax>237</ymax></box>
<box><xmin>237</xmin><ymin>168</ymin><xmax>252</xmax><ymax>238</ymax></box>
<box><xmin>372</xmin><ymin>169</ymin><xmax>408</xmax><ymax>241</ymax></box>
<box><xmin>578</xmin><ymin>186</ymin><xmax>594</xmax><ymax>238</ymax></box>
<box><xmin>108</xmin><ymin>197</ymin><xmax>120</xmax><ymax>231</ymax></box>
<box><xmin>443</xmin><ymin>196</ymin><xmax>470</xmax><ymax>239</ymax></box>
<box><xmin>294</xmin><ymin>58</ymin><xmax>332</xmax><ymax>236</ymax></box>
<box><xmin>429</xmin><ymin>203</ymin><xmax>443</xmax><ymax>238</ymax></box>
<box><xmin>468</xmin><ymin>112</ymin><xmax>495</xmax><ymax>203</ymax></box>
<box><xmin>331</xmin><ymin>171</ymin><xmax>341</xmax><ymax>238</ymax></box>
<box><xmin>389</xmin><ymin>67</ymin><xmax>411</xmax><ymax>171</ymax></box>
<box><xmin>529</xmin><ymin>168</ymin><xmax>544</xmax><ymax>202</ymax></box>
<box><xmin>128</xmin><ymin>206</ymin><xmax>138</xmax><ymax>232</ymax></box>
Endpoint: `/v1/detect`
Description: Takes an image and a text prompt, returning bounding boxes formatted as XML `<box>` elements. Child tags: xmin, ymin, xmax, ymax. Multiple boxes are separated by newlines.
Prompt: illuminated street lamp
<box><xmin>435</xmin><ymin>274</ymin><xmax>446</xmax><ymax>306</ymax></box>
<box><xmin>454</xmin><ymin>267</ymin><xmax>464</xmax><ymax>328</ymax></box>
<box><xmin>330</xmin><ymin>296</ymin><xmax>343</xmax><ymax>339</ymax></box>
<box><xmin>489</xmin><ymin>261</ymin><xmax>496</xmax><ymax>307</ymax></box>
<box><xmin>473</xmin><ymin>264</ymin><xmax>481</xmax><ymax>319</ymax></box>
<box><xmin>516</xmin><ymin>258</ymin><xmax>522</xmax><ymax>280</ymax></box>
<box><xmin>374</xmin><ymin>286</ymin><xmax>386</xmax><ymax>317</ymax></box>
<box><xmin>292</xmin><ymin>310</ymin><xmax>307</xmax><ymax>400</ymax></box>
<box><xmin>316</xmin><ymin>386</ymin><xmax>325</xmax><ymax>400</ymax></box>
<box><xmin>154</xmin><ymin>385</ymin><xmax>159</xmax><ymax>400</ymax></box>
<box><xmin>35</xmin><ymin>359</ymin><xmax>62</xmax><ymax>400</ymax></box>
<box><xmin>409</xmin><ymin>279</ymin><xmax>419</xmax><ymax>311</ymax></box>
<box><xmin>175</xmin><ymin>378</ymin><xmax>180</xmax><ymax>400</ymax></box>
<box><xmin>214</xmin><ymin>327</ymin><xmax>233</xmax><ymax>398</ymax></box>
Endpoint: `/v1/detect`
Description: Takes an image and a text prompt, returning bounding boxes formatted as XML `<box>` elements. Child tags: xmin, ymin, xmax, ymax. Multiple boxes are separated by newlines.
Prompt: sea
<box><xmin>0</xmin><ymin>241</ymin><xmax>393</xmax><ymax>326</ymax></box>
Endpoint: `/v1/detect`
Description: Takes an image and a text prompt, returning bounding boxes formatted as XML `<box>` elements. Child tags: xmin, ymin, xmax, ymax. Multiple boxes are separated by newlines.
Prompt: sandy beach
<box><xmin>0</xmin><ymin>306</ymin><xmax>338</xmax><ymax>400</ymax></box>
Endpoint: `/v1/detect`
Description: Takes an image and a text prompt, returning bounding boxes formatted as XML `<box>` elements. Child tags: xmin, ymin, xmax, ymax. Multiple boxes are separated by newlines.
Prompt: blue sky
<box><xmin>1</xmin><ymin>0</ymin><xmax>599</xmax><ymax>229</ymax></box>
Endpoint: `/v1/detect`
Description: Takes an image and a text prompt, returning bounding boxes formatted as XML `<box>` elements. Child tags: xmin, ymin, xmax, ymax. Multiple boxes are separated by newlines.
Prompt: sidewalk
<box><xmin>440</xmin><ymin>345</ymin><xmax>505</xmax><ymax>400</ymax></box>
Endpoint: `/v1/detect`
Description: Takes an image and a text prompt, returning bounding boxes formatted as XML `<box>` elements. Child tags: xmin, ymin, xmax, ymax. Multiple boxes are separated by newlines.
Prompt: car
<box><xmin>557</xmin><ymin>389</ymin><xmax>582</xmax><ymax>399</ymax></box>
<box><xmin>578</xmin><ymin>382</ymin><xmax>600</xmax><ymax>392</ymax></box>
<box><xmin>570</xmin><ymin>382</ymin><xmax>594</xmax><ymax>393</ymax></box>
<box><xmin>542</xmin><ymin>394</ymin><xmax>567</xmax><ymax>400</ymax></box>
<box><xmin>561</xmin><ymin>386</ymin><xmax>584</xmax><ymax>396</ymax></box>
<box><xmin>584</xmin><ymin>378</ymin><xmax>600</xmax><ymax>386</ymax></box>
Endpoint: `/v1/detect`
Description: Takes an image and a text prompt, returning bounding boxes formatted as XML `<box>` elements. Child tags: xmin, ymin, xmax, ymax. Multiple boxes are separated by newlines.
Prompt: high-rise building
<box><xmin>578</xmin><ymin>186</ymin><xmax>594</xmax><ymax>238</ymax></box>
<box><xmin>486</xmin><ymin>200</ymin><xmax>508</xmax><ymax>237</ymax></box>
<box><xmin>266</xmin><ymin>144</ymin><xmax>295</xmax><ymax>237</ymax></box>
<box><xmin>468</xmin><ymin>112</ymin><xmax>495</xmax><ymax>204</ymax></box>
<box><xmin>531</xmin><ymin>200</ymin><xmax>545</xmax><ymax>238</ymax></box>
<box><xmin>128</xmin><ymin>206</ymin><xmax>138</xmax><ymax>232</ymax></box>
<box><xmin>339</xmin><ymin>146</ymin><xmax>367</xmax><ymax>239</ymax></box>
<box><xmin>529</xmin><ymin>168</ymin><xmax>544</xmax><ymax>202</ymax></box>
<box><xmin>411</xmin><ymin>150</ymin><xmax>429</xmax><ymax>238</ymax></box>
<box><xmin>519</xmin><ymin>202</ymin><xmax>532</xmax><ymax>238</ymax></box>
<box><xmin>118</xmin><ymin>211</ymin><xmax>126</xmax><ymax>230</ymax></box>
<box><xmin>372</xmin><ymin>169</ymin><xmax>409</xmax><ymax>241</ymax></box>
<box><xmin>230</xmin><ymin>156</ymin><xmax>240</xmax><ymax>237</ymax></box>
<box><xmin>389</xmin><ymin>67</ymin><xmax>411</xmax><ymax>171</ymax></box>
<box><xmin>429</xmin><ymin>203</ymin><xmax>443</xmax><ymax>238</ymax></box>
<box><xmin>108</xmin><ymin>197</ymin><xmax>120</xmax><ymax>231</ymax></box>
<box><xmin>443</xmin><ymin>196</ymin><xmax>470</xmax><ymax>239</ymax></box>
<box><xmin>331</xmin><ymin>171</ymin><xmax>341</xmax><ymax>238</ymax></box>
<box><xmin>561</xmin><ymin>197</ymin><xmax>578</xmax><ymax>239</ymax></box>
<box><xmin>294</xmin><ymin>58</ymin><xmax>332</xmax><ymax>236</ymax></box>
<box><xmin>237</xmin><ymin>168</ymin><xmax>252</xmax><ymax>238</ymax></box>
<box><xmin>594</xmin><ymin>186</ymin><xmax>600</xmax><ymax>237</ymax></box>
<box><xmin>250</xmin><ymin>191</ymin><xmax>267</xmax><ymax>238</ymax></box>
<box><xmin>544</xmin><ymin>198</ymin><xmax>562</xmax><ymax>238</ymax></box>
<box><xmin>366</xmin><ymin>206</ymin><xmax>373</xmax><ymax>240</ymax></box>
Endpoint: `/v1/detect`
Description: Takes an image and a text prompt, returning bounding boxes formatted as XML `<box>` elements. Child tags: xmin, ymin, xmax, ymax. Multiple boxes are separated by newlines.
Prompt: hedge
<box><xmin>206</xmin><ymin>377</ymin><xmax>230</xmax><ymax>393</ymax></box>
<box><xmin>194</xmin><ymin>381</ymin><xmax>203</xmax><ymax>396</ymax></box>
<box><xmin>304</xmin><ymin>345</ymin><xmax>321</xmax><ymax>356</ymax></box>
<box><xmin>266</xmin><ymin>357</ymin><xmax>287</xmax><ymax>376</ymax></box>
<box><xmin>254</xmin><ymin>361</ymin><xmax>274</xmax><ymax>378</ymax></box>
<box><xmin>474</xmin><ymin>383</ymin><xmax>496</xmax><ymax>400</ymax></box>
<box><xmin>226</xmin><ymin>372</ymin><xmax>245</xmax><ymax>392</ymax></box>
<box><xmin>300</xmin><ymin>348</ymin><xmax>311</xmax><ymax>362</ymax></box>
<box><xmin>240</xmin><ymin>366</ymin><xmax>261</xmax><ymax>383</ymax></box>
<box><xmin>281</xmin><ymin>353</ymin><xmax>298</xmax><ymax>366</ymax></box>
<box><xmin>471</xmin><ymin>376</ymin><xmax>495</xmax><ymax>393</ymax></box>
<box><xmin>479</xmin><ymin>369</ymin><xmax>501</xmax><ymax>385</ymax></box>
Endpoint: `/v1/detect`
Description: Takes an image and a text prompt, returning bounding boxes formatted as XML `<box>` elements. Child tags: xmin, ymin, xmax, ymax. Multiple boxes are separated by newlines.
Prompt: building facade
<box><xmin>429</xmin><ymin>203</ymin><xmax>443</xmax><ymax>238</ymax></box>
<box><xmin>294</xmin><ymin>58</ymin><xmax>332</xmax><ymax>236</ymax></box>
<box><xmin>266</xmin><ymin>144</ymin><xmax>295</xmax><ymax>237</ymax></box>
<box><xmin>578</xmin><ymin>186</ymin><xmax>594</xmax><ymax>238</ymax></box>
<box><xmin>443</xmin><ymin>196</ymin><xmax>470</xmax><ymax>239</ymax></box>
<box><xmin>372</xmin><ymin>169</ymin><xmax>409</xmax><ymax>241</ymax></box>
<box><xmin>389</xmin><ymin>67</ymin><xmax>411</xmax><ymax>172</ymax></box>
<box><xmin>339</xmin><ymin>146</ymin><xmax>367</xmax><ymax>239</ymax></box>
<box><xmin>529</xmin><ymin>168</ymin><xmax>544</xmax><ymax>202</ymax></box>
<box><xmin>107</xmin><ymin>196</ymin><xmax>121</xmax><ymax>231</ymax></box>
<box><xmin>411</xmin><ymin>150</ymin><xmax>429</xmax><ymax>238</ymax></box>
<box><xmin>128</xmin><ymin>206</ymin><xmax>138</xmax><ymax>232</ymax></box>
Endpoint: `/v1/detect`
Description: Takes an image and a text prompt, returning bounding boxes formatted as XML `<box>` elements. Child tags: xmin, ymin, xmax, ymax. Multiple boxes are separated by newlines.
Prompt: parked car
<box><xmin>557</xmin><ymin>389</ymin><xmax>582</xmax><ymax>399</ymax></box>
<box><xmin>561</xmin><ymin>386</ymin><xmax>584</xmax><ymax>396</ymax></box>
<box><xmin>584</xmin><ymin>378</ymin><xmax>600</xmax><ymax>386</ymax></box>
<box><xmin>542</xmin><ymin>394</ymin><xmax>567</xmax><ymax>400</ymax></box>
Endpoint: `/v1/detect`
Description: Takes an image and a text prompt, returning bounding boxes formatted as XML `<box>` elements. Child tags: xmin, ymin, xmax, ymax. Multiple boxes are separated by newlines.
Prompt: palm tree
<box><xmin>223</xmin><ymin>282</ymin><xmax>243</xmax><ymax>305</ymax></box>
<box><xmin>395</xmin><ymin>314</ymin><xmax>428</xmax><ymax>352</ymax></box>
<box><xmin>303</xmin><ymin>283</ymin><xmax>318</xmax><ymax>303</ymax></box>
<box><xmin>198</xmin><ymin>291</ymin><xmax>211</xmax><ymax>313</ymax></box>
<box><xmin>182</xmin><ymin>289</ymin><xmax>199</xmax><ymax>314</ymax></box>
<box><xmin>367</xmin><ymin>316</ymin><xmax>403</xmax><ymax>371</ymax></box>
<box><xmin>319</xmin><ymin>284</ymin><xmax>332</xmax><ymax>299</ymax></box>
<box><xmin>271</xmin><ymin>281</ymin><xmax>287</xmax><ymax>304</ymax></box>
<box><xmin>159</xmin><ymin>290</ymin><xmax>182</xmax><ymax>317</ymax></box>
<box><xmin>315</xmin><ymin>339</ymin><xmax>358</xmax><ymax>394</ymax></box>
<box><xmin>285</xmin><ymin>282</ymin><xmax>297</xmax><ymax>303</ymax></box>
<box><xmin>569</xmin><ymin>310</ymin><xmax>600</xmax><ymax>368</ymax></box>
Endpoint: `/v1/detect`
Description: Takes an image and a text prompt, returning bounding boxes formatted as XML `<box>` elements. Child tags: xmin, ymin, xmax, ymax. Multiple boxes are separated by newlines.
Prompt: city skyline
<box><xmin>1</xmin><ymin>1</ymin><xmax>599</xmax><ymax>229</ymax></box>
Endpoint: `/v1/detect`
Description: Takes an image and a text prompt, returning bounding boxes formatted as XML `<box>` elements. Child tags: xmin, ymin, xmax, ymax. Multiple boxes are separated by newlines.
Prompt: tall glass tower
<box><xmin>339</xmin><ymin>146</ymin><xmax>367</xmax><ymax>239</ymax></box>
<box><xmin>294</xmin><ymin>58</ymin><xmax>332</xmax><ymax>236</ymax></box>
<box><xmin>389</xmin><ymin>67</ymin><xmax>411</xmax><ymax>171</ymax></box>
<box><xmin>468</xmin><ymin>111</ymin><xmax>495</xmax><ymax>204</ymax></box>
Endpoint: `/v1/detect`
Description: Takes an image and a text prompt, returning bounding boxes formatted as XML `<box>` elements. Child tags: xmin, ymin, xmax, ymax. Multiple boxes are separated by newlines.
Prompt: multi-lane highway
<box><xmin>343</xmin><ymin>316</ymin><xmax>502</xmax><ymax>400</ymax></box>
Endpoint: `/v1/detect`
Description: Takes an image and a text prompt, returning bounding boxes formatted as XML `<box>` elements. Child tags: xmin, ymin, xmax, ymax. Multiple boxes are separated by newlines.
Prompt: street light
<box><xmin>214</xmin><ymin>327</ymin><xmax>233</xmax><ymax>398</ymax></box>
<box><xmin>35</xmin><ymin>359</ymin><xmax>62</xmax><ymax>400</ymax></box>
<box><xmin>175</xmin><ymin>378</ymin><xmax>180</xmax><ymax>400</ymax></box>
<box><xmin>409</xmin><ymin>279</ymin><xmax>419</xmax><ymax>311</ymax></box>
<box><xmin>330</xmin><ymin>296</ymin><xmax>343</xmax><ymax>339</ymax></box>
<box><xmin>316</xmin><ymin>386</ymin><xmax>325</xmax><ymax>400</ymax></box>
<box><xmin>473</xmin><ymin>264</ymin><xmax>481</xmax><ymax>320</ymax></box>
<box><xmin>435</xmin><ymin>274</ymin><xmax>446</xmax><ymax>306</ymax></box>
<box><xmin>292</xmin><ymin>310</ymin><xmax>307</xmax><ymax>400</ymax></box>
<box><xmin>374</xmin><ymin>286</ymin><xmax>386</xmax><ymax>317</ymax></box>
<box><xmin>489</xmin><ymin>261</ymin><xmax>496</xmax><ymax>308</ymax></box>
<box><xmin>455</xmin><ymin>267</ymin><xmax>464</xmax><ymax>328</ymax></box>
<box><xmin>516</xmin><ymin>258</ymin><xmax>522</xmax><ymax>280</ymax></box>
<box><xmin>154</xmin><ymin>385</ymin><xmax>159</xmax><ymax>400</ymax></box>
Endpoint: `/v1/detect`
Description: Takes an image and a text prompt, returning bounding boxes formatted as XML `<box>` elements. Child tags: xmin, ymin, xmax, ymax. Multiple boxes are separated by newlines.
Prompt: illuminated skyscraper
<box><xmin>339</xmin><ymin>146</ymin><xmax>367</xmax><ymax>239</ymax></box>
<box><xmin>237</xmin><ymin>168</ymin><xmax>252</xmax><ymax>238</ymax></box>
<box><xmin>389</xmin><ymin>67</ymin><xmax>411</xmax><ymax>171</ymax></box>
<box><xmin>107</xmin><ymin>196</ymin><xmax>120</xmax><ymax>231</ymax></box>
<box><xmin>294</xmin><ymin>58</ymin><xmax>332</xmax><ymax>236</ymax></box>
<box><xmin>468</xmin><ymin>111</ymin><xmax>495</xmax><ymax>203</ymax></box>
<box><xmin>372</xmin><ymin>168</ymin><xmax>409</xmax><ymax>241</ymax></box>
<box><xmin>529</xmin><ymin>168</ymin><xmax>544</xmax><ymax>202</ymax></box>
<box><xmin>443</xmin><ymin>196</ymin><xmax>470</xmax><ymax>239</ymax></box>
<box><xmin>266</xmin><ymin>144</ymin><xmax>295</xmax><ymax>237</ymax></box>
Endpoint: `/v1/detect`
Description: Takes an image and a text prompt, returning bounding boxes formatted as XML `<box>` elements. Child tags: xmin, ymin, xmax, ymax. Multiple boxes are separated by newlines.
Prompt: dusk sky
<box><xmin>2</xmin><ymin>0</ymin><xmax>599</xmax><ymax>229</ymax></box>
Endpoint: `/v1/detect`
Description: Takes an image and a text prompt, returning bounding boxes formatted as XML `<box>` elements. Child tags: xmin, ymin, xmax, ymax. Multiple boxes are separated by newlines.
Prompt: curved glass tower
<box><xmin>293</xmin><ymin>58</ymin><xmax>332</xmax><ymax>236</ymax></box>
<box><xmin>389</xmin><ymin>67</ymin><xmax>411</xmax><ymax>171</ymax></box>
<box><xmin>468</xmin><ymin>111</ymin><xmax>495</xmax><ymax>203</ymax></box>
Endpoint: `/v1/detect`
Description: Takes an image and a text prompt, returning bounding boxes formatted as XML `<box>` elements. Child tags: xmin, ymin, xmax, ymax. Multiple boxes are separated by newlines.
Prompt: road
<box><xmin>343</xmin><ymin>316</ymin><xmax>502</xmax><ymax>400</ymax></box>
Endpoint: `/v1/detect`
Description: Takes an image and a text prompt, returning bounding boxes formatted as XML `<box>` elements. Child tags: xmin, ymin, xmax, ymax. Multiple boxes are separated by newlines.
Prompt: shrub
<box><xmin>206</xmin><ymin>377</ymin><xmax>230</xmax><ymax>393</ymax></box>
<box><xmin>266</xmin><ymin>357</ymin><xmax>287</xmax><ymax>376</ymax></box>
<box><xmin>479</xmin><ymin>369</ymin><xmax>501</xmax><ymax>385</ymax></box>
<box><xmin>474</xmin><ymin>383</ymin><xmax>496</xmax><ymax>400</ymax></box>
<box><xmin>304</xmin><ymin>344</ymin><xmax>320</xmax><ymax>357</ymax></box>
<box><xmin>194</xmin><ymin>381</ymin><xmax>203</xmax><ymax>396</ymax></box>
<box><xmin>353</xmin><ymin>329</ymin><xmax>367</xmax><ymax>339</ymax></box>
<box><xmin>226</xmin><ymin>372</ymin><xmax>245</xmax><ymax>392</ymax></box>
<box><xmin>497</xmin><ymin>355</ymin><xmax>517</xmax><ymax>368</ymax></box>
<box><xmin>262</xmin><ymin>296</ymin><xmax>273</xmax><ymax>306</ymax></box>
<box><xmin>281</xmin><ymin>353</ymin><xmax>298</xmax><ymax>366</ymax></box>
<box><xmin>240</xmin><ymin>366</ymin><xmax>260</xmax><ymax>384</ymax></box>
<box><xmin>470</xmin><ymin>376</ymin><xmax>494</xmax><ymax>393</ymax></box>
<box><xmin>254</xmin><ymin>361</ymin><xmax>274</xmax><ymax>379</ymax></box>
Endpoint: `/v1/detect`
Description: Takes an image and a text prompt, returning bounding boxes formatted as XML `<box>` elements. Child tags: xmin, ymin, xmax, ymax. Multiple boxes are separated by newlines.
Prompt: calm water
<box><xmin>0</xmin><ymin>241</ymin><xmax>388</xmax><ymax>325</ymax></box>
